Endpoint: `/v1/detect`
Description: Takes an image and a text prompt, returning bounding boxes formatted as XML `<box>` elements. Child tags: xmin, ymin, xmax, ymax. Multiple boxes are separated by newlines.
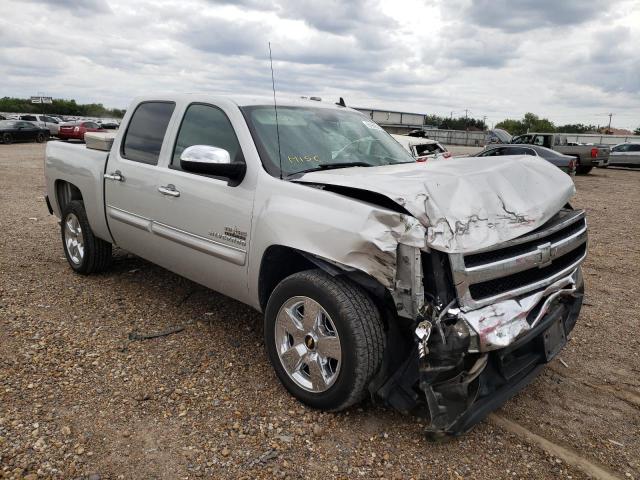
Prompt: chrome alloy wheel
<box><xmin>64</xmin><ymin>213</ymin><xmax>85</xmax><ymax>265</ymax></box>
<box><xmin>275</xmin><ymin>296</ymin><xmax>342</xmax><ymax>393</ymax></box>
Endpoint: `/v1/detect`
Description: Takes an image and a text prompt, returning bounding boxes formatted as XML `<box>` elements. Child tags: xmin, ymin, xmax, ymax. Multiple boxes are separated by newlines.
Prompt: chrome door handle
<box><xmin>104</xmin><ymin>170</ymin><xmax>124</xmax><ymax>182</ymax></box>
<box><xmin>158</xmin><ymin>184</ymin><xmax>180</xmax><ymax>197</ymax></box>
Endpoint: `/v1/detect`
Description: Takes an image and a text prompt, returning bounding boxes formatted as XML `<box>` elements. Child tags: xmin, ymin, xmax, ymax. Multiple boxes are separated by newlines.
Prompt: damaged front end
<box><xmin>376</xmin><ymin>208</ymin><xmax>587</xmax><ymax>438</ymax></box>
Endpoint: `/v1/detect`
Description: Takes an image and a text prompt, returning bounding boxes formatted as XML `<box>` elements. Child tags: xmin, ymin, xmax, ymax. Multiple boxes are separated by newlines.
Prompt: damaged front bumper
<box><xmin>415</xmin><ymin>268</ymin><xmax>583</xmax><ymax>438</ymax></box>
<box><xmin>376</xmin><ymin>208</ymin><xmax>587</xmax><ymax>437</ymax></box>
<box><xmin>377</xmin><ymin>268</ymin><xmax>583</xmax><ymax>438</ymax></box>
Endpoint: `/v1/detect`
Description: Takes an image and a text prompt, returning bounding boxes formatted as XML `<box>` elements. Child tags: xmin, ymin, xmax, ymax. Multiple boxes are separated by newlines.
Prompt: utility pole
<box><xmin>482</xmin><ymin>115</ymin><xmax>487</xmax><ymax>130</ymax></box>
<box><xmin>607</xmin><ymin>113</ymin><xmax>613</xmax><ymax>133</ymax></box>
<box><xmin>464</xmin><ymin>109</ymin><xmax>469</xmax><ymax>130</ymax></box>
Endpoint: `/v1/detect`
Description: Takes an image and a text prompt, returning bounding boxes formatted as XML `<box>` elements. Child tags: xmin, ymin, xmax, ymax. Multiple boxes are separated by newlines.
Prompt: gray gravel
<box><xmin>1</xmin><ymin>143</ymin><xmax>638</xmax><ymax>479</ymax></box>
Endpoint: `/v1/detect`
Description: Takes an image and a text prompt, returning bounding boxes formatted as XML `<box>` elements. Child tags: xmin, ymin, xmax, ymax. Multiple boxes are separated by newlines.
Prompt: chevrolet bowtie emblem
<box><xmin>537</xmin><ymin>242</ymin><xmax>552</xmax><ymax>267</ymax></box>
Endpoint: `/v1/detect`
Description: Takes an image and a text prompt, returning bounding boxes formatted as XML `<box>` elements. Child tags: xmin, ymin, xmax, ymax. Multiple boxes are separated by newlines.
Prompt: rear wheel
<box><xmin>576</xmin><ymin>165</ymin><xmax>593</xmax><ymax>174</ymax></box>
<box><xmin>60</xmin><ymin>200</ymin><xmax>112</xmax><ymax>274</ymax></box>
<box><xmin>265</xmin><ymin>270</ymin><xmax>384</xmax><ymax>411</ymax></box>
<box><xmin>2</xmin><ymin>133</ymin><xmax>12</xmax><ymax>144</ymax></box>
<box><xmin>36</xmin><ymin>132</ymin><xmax>46</xmax><ymax>143</ymax></box>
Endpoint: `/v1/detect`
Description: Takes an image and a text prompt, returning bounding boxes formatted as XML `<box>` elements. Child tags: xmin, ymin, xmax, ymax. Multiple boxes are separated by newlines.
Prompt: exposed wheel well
<box><xmin>55</xmin><ymin>180</ymin><xmax>83</xmax><ymax>214</ymax></box>
<box><xmin>258</xmin><ymin>246</ymin><xmax>316</xmax><ymax>312</ymax></box>
<box><xmin>257</xmin><ymin>245</ymin><xmax>392</xmax><ymax>316</ymax></box>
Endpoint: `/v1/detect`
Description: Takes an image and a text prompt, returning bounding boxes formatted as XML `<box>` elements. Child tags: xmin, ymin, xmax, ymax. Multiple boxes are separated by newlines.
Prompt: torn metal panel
<box><xmin>295</xmin><ymin>155</ymin><xmax>575</xmax><ymax>253</ymax></box>
<box><xmin>458</xmin><ymin>270</ymin><xmax>581</xmax><ymax>352</ymax></box>
<box><xmin>393</xmin><ymin>244</ymin><xmax>425</xmax><ymax>318</ymax></box>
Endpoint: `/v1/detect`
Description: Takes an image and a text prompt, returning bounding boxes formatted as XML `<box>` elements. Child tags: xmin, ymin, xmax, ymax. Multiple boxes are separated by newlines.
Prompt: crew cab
<box><xmin>44</xmin><ymin>95</ymin><xmax>587</xmax><ymax>437</ymax></box>
<box><xmin>511</xmin><ymin>132</ymin><xmax>609</xmax><ymax>174</ymax></box>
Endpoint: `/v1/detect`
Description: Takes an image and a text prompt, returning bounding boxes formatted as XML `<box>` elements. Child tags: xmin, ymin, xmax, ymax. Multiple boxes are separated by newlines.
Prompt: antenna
<box><xmin>268</xmin><ymin>42</ymin><xmax>284</xmax><ymax>180</ymax></box>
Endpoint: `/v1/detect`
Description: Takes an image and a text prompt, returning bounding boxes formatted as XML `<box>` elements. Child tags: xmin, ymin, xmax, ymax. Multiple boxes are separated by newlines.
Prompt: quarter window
<box><xmin>171</xmin><ymin>103</ymin><xmax>242</xmax><ymax>169</ymax></box>
<box><xmin>122</xmin><ymin>101</ymin><xmax>175</xmax><ymax>165</ymax></box>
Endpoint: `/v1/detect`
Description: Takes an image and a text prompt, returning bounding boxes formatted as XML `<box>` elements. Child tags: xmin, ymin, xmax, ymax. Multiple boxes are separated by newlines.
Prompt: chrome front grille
<box><xmin>449</xmin><ymin>209</ymin><xmax>587</xmax><ymax>311</ymax></box>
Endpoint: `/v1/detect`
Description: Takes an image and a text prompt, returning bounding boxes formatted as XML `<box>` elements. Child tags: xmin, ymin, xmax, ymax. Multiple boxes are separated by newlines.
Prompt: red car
<box><xmin>58</xmin><ymin>121</ymin><xmax>106</xmax><ymax>141</ymax></box>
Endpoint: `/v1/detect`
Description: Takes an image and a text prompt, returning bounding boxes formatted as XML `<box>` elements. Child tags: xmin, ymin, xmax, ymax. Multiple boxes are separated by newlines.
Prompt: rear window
<box><xmin>122</xmin><ymin>102</ymin><xmax>175</xmax><ymax>165</ymax></box>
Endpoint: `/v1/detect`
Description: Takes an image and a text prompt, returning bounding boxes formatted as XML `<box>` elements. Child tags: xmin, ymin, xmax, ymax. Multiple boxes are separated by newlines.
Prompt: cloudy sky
<box><xmin>1</xmin><ymin>0</ymin><xmax>639</xmax><ymax>128</ymax></box>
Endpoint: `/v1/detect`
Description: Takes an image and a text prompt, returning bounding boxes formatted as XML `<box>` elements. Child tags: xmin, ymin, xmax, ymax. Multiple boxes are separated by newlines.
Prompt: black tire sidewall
<box><xmin>36</xmin><ymin>132</ymin><xmax>46</xmax><ymax>143</ymax></box>
<box><xmin>2</xmin><ymin>133</ymin><xmax>12</xmax><ymax>144</ymax></box>
<box><xmin>264</xmin><ymin>272</ymin><xmax>367</xmax><ymax>410</ymax></box>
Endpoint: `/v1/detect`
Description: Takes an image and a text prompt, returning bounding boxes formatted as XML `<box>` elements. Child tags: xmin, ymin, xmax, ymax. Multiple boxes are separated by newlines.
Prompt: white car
<box><xmin>19</xmin><ymin>114</ymin><xmax>60</xmax><ymax>136</ymax></box>
<box><xmin>608</xmin><ymin>143</ymin><xmax>640</xmax><ymax>167</ymax></box>
<box><xmin>391</xmin><ymin>134</ymin><xmax>450</xmax><ymax>161</ymax></box>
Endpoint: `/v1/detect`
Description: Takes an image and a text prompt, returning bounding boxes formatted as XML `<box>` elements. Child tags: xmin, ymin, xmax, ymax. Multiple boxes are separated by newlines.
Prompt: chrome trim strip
<box><xmin>106</xmin><ymin>205</ymin><xmax>152</xmax><ymax>232</ymax></box>
<box><xmin>152</xmin><ymin>222</ymin><xmax>246</xmax><ymax>266</ymax></box>
<box><xmin>106</xmin><ymin>206</ymin><xmax>246</xmax><ymax>265</ymax></box>
<box><xmin>463</xmin><ymin>226</ymin><xmax>587</xmax><ymax>283</ymax></box>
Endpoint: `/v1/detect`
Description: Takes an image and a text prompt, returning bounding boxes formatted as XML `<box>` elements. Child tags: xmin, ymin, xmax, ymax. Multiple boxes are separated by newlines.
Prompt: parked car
<box><xmin>511</xmin><ymin>132</ymin><xmax>609</xmax><ymax>174</ymax></box>
<box><xmin>608</xmin><ymin>143</ymin><xmax>640</xmax><ymax>168</ymax></box>
<box><xmin>0</xmin><ymin>120</ymin><xmax>49</xmax><ymax>144</ymax></box>
<box><xmin>58</xmin><ymin>121</ymin><xmax>106</xmax><ymax>141</ymax></box>
<box><xmin>97</xmin><ymin>119</ymin><xmax>120</xmax><ymax>129</ymax></box>
<box><xmin>474</xmin><ymin>144</ymin><xmax>576</xmax><ymax>175</ymax></box>
<box><xmin>0</xmin><ymin>114</ymin><xmax>5</xmax><ymax>120</ymax></box>
<box><xmin>44</xmin><ymin>94</ymin><xmax>586</xmax><ymax>438</ymax></box>
<box><xmin>391</xmin><ymin>134</ymin><xmax>450</xmax><ymax>161</ymax></box>
<box><xmin>19</xmin><ymin>114</ymin><xmax>60</xmax><ymax>136</ymax></box>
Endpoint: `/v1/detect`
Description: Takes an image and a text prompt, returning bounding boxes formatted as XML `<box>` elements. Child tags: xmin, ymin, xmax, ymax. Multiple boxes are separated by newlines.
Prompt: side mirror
<box><xmin>180</xmin><ymin>145</ymin><xmax>246</xmax><ymax>183</ymax></box>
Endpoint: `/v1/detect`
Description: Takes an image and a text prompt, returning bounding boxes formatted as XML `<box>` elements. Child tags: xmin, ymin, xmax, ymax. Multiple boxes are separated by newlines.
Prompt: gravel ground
<box><xmin>1</xmin><ymin>143</ymin><xmax>638</xmax><ymax>480</ymax></box>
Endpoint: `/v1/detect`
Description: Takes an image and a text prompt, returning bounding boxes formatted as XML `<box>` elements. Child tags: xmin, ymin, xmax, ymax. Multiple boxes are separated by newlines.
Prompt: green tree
<box><xmin>634</xmin><ymin>126</ymin><xmax>640</xmax><ymax>135</ymax></box>
<box><xmin>495</xmin><ymin>112</ymin><xmax>555</xmax><ymax>135</ymax></box>
<box><xmin>494</xmin><ymin>118</ymin><xmax>526</xmax><ymax>136</ymax></box>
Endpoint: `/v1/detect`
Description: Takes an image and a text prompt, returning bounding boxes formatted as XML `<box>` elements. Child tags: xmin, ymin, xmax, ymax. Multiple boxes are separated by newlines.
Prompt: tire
<box><xmin>60</xmin><ymin>200</ymin><xmax>112</xmax><ymax>274</ymax></box>
<box><xmin>2</xmin><ymin>133</ymin><xmax>12</xmax><ymax>144</ymax></box>
<box><xmin>576</xmin><ymin>165</ymin><xmax>593</xmax><ymax>175</ymax></box>
<box><xmin>36</xmin><ymin>132</ymin><xmax>46</xmax><ymax>143</ymax></box>
<box><xmin>264</xmin><ymin>269</ymin><xmax>384</xmax><ymax>411</ymax></box>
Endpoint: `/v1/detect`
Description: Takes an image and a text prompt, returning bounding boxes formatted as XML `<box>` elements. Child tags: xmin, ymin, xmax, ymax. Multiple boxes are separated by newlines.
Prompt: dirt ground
<box><xmin>1</xmin><ymin>142</ymin><xmax>638</xmax><ymax>480</ymax></box>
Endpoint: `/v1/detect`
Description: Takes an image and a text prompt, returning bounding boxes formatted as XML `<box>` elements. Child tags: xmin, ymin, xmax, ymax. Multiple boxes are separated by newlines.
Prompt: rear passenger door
<box><xmin>104</xmin><ymin>101</ymin><xmax>177</xmax><ymax>266</ymax></box>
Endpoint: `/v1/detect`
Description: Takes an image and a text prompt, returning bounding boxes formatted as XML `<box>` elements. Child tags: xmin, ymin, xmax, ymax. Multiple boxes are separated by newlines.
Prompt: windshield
<box><xmin>242</xmin><ymin>105</ymin><xmax>415</xmax><ymax>177</ymax></box>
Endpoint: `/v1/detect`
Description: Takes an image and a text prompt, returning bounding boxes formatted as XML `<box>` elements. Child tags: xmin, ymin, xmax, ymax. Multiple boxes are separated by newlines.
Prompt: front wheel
<box><xmin>2</xmin><ymin>133</ymin><xmax>12</xmax><ymax>144</ymax></box>
<box><xmin>60</xmin><ymin>200</ymin><xmax>112</xmax><ymax>274</ymax></box>
<box><xmin>36</xmin><ymin>132</ymin><xmax>46</xmax><ymax>143</ymax></box>
<box><xmin>264</xmin><ymin>270</ymin><xmax>384</xmax><ymax>411</ymax></box>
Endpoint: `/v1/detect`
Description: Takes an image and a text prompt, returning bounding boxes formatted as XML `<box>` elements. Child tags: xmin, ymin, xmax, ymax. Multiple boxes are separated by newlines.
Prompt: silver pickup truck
<box><xmin>44</xmin><ymin>95</ymin><xmax>587</xmax><ymax>437</ymax></box>
<box><xmin>511</xmin><ymin>132</ymin><xmax>609</xmax><ymax>174</ymax></box>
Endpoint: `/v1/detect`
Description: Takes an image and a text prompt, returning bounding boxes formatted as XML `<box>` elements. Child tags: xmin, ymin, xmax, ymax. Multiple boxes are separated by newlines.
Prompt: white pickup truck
<box><xmin>44</xmin><ymin>94</ymin><xmax>587</xmax><ymax>437</ymax></box>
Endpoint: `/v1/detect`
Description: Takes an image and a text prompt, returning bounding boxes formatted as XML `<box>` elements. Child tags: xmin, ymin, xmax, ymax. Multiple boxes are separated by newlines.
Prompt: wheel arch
<box><xmin>55</xmin><ymin>179</ymin><xmax>84</xmax><ymax>215</ymax></box>
<box><xmin>257</xmin><ymin>245</ymin><xmax>391</xmax><ymax>315</ymax></box>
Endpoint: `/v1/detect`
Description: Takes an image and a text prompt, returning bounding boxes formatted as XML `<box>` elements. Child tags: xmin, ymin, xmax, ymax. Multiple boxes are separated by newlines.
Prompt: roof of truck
<box><xmin>131</xmin><ymin>93</ymin><xmax>357</xmax><ymax>111</ymax></box>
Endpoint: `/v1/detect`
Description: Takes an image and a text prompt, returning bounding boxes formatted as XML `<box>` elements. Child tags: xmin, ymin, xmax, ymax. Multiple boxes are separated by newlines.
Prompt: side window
<box><xmin>171</xmin><ymin>103</ymin><xmax>242</xmax><ymax>169</ymax></box>
<box><xmin>629</xmin><ymin>144</ymin><xmax>640</xmax><ymax>152</ymax></box>
<box><xmin>533</xmin><ymin>136</ymin><xmax>545</xmax><ymax>146</ymax></box>
<box><xmin>480</xmin><ymin>148</ymin><xmax>502</xmax><ymax>156</ymax></box>
<box><xmin>122</xmin><ymin>102</ymin><xmax>175</xmax><ymax>165</ymax></box>
<box><xmin>613</xmin><ymin>144</ymin><xmax>628</xmax><ymax>152</ymax></box>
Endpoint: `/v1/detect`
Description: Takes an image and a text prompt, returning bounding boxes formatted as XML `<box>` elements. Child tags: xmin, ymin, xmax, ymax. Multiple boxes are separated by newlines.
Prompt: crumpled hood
<box><xmin>295</xmin><ymin>156</ymin><xmax>576</xmax><ymax>253</ymax></box>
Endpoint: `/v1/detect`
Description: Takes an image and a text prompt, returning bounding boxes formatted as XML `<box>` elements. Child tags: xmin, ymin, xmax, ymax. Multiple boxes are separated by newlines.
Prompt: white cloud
<box><xmin>0</xmin><ymin>0</ymin><xmax>638</xmax><ymax>129</ymax></box>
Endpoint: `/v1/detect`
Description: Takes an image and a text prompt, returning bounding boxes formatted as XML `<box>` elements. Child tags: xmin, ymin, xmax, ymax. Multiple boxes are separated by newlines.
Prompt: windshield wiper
<box><xmin>289</xmin><ymin>162</ymin><xmax>371</xmax><ymax>177</ymax></box>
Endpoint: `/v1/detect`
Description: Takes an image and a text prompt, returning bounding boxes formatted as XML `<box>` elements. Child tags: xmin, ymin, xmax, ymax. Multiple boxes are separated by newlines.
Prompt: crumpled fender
<box><xmin>295</xmin><ymin>156</ymin><xmax>575</xmax><ymax>253</ymax></box>
<box><xmin>248</xmin><ymin>178</ymin><xmax>426</xmax><ymax>299</ymax></box>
